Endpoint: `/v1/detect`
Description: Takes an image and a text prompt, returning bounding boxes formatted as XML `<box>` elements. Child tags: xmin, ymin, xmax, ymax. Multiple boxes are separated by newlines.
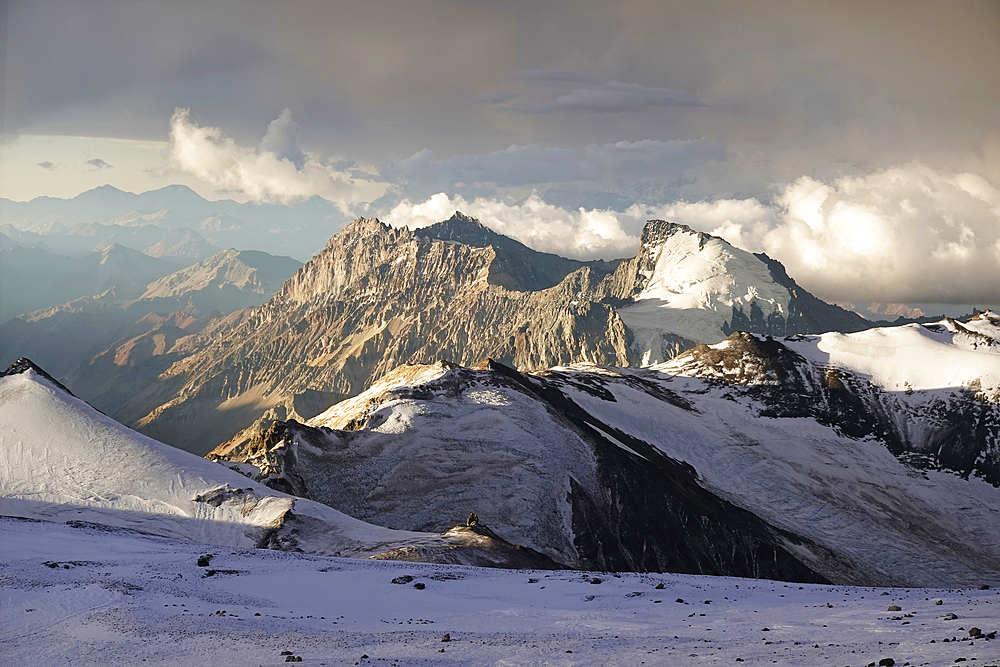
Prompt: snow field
<box><xmin>3</xmin><ymin>518</ymin><xmax>999</xmax><ymax>666</ymax></box>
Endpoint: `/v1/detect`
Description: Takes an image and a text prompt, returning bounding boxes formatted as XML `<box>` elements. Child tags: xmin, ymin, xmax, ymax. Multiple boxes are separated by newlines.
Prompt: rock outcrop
<box><xmin>129</xmin><ymin>216</ymin><xmax>632</xmax><ymax>453</ymax></box>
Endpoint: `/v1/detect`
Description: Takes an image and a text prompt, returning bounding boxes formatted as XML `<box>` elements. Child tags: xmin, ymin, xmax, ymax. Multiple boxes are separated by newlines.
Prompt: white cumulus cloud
<box><xmin>383</xmin><ymin>193</ymin><xmax>640</xmax><ymax>260</ymax></box>
<box><xmin>167</xmin><ymin>108</ymin><xmax>386</xmax><ymax>206</ymax></box>
<box><xmin>654</xmin><ymin>164</ymin><xmax>1000</xmax><ymax>305</ymax></box>
<box><xmin>384</xmin><ymin>164</ymin><xmax>1000</xmax><ymax>305</ymax></box>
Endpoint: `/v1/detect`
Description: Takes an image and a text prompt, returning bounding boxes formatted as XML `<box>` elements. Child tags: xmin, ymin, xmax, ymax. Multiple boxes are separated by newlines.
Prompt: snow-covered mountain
<box><xmin>0</xmin><ymin>359</ymin><xmax>561</xmax><ymax>567</ymax></box>
<box><xmin>599</xmin><ymin>220</ymin><xmax>872</xmax><ymax>362</ymax></box>
<box><xmin>110</xmin><ymin>213</ymin><xmax>877</xmax><ymax>454</ymax></box>
<box><xmin>212</xmin><ymin>313</ymin><xmax>1000</xmax><ymax>586</ymax></box>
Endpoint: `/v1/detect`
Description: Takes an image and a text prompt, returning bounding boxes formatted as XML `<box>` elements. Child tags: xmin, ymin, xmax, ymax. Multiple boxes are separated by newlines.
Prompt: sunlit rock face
<box><xmin>107</xmin><ymin>213</ymin><xmax>870</xmax><ymax>454</ymax></box>
<box><xmin>130</xmin><ymin>215</ymin><xmax>631</xmax><ymax>454</ymax></box>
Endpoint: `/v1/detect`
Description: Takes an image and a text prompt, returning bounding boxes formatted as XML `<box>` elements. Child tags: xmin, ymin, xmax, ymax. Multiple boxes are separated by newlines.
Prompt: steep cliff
<box><xmin>129</xmin><ymin>216</ymin><xmax>631</xmax><ymax>453</ymax></box>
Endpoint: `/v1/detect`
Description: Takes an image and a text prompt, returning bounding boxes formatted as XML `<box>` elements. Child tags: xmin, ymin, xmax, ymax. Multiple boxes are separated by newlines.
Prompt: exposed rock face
<box><xmin>659</xmin><ymin>313</ymin><xmax>1000</xmax><ymax>485</ymax></box>
<box><xmin>89</xmin><ymin>213</ymin><xmax>874</xmax><ymax>454</ymax></box>
<box><xmin>369</xmin><ymin>521</ymin><xmax>568</xmax><ymax>570</ymax></box>
<box><xmin>130</xmin><ymin>248</ymin><xmax>302</xmax><ymax>317</ymax></box>
<box><xmin>132</xmin><ymin>216</ymin><xmax>632</xmax><ymax>454</ymax></box>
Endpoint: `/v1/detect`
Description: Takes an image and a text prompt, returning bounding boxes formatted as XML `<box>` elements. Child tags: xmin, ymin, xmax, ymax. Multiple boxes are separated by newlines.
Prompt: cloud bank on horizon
<box><xmin>4</xmin><ymin>0</ymin><xmax>999</xmax><ymax>307</ymax></box>
<box><xmin>162</xmin><ymin>108</ymin><xmax>1000</xmax><ymax>305</ymax></box>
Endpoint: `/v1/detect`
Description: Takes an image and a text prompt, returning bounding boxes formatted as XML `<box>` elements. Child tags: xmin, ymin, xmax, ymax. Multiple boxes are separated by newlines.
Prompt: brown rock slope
<box><xmin>127</xmin><ymin>217</ymin><xmax>630</xmax><ymax>453</ymax></box>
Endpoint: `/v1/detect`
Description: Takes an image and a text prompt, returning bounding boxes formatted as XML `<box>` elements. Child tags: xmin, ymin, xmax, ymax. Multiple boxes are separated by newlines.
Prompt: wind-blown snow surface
<box><xmin>0</xmin><ymin>365</ymin><xmax>430</xmax><ymax>556</ymax></box>
<box><xmin>794</xmin><ymin>316</ymin><xmax>1000</xmax><ymax>399</ymax></box>
<box><xmin>3</xmin><ymin>518</ymin><xmax>999</xmax><ymax>667</ymax></box>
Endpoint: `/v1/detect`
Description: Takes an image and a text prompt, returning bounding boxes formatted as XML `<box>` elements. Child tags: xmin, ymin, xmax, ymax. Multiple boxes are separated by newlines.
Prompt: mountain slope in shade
<box><xmin>0</xmin><ymin>249</ymin><xmax>302</xmax><ymax>383</ymax></box>
<box><xmin>0</xmin><ymin>359</ymin><xmax>559</xmax><ymax>567</ymax></box>
<box><xmin>0</xmin><ymin>244</ymin><xmax>180</xmax><ymax>321</ymax></box>
<box><xmin>415</xmin><ymin>211</ymin><xmax>621</xmax><ymax>291</ymax></box>
<box><xmin>213</xmin><ymin>314</ymin><xmax>1000</xmax><ymax>586</ymax></box>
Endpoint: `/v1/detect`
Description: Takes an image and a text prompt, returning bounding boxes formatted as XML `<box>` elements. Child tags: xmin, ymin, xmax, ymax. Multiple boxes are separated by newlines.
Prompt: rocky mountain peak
<box><xmin>338</xmin><ymin>216</ymin><xmax>393</xmax><ymax>238</ymax></box>
<box><xmin>640</xmin><ymin>219</ymin><xmax>703</xmax><ymax>248</ymax></box>
<box><xmin>416</xmin><ymin>211</ymin><xmax>498</xmax><ymax>246</ymax></box>
<box><xmin>2</xmin><ymin>358</ymin><xmax>75</xmax><ymax>395</ymax></box>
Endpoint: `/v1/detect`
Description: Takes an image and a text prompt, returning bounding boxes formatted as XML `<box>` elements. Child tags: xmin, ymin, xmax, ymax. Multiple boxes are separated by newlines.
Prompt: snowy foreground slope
<box><xmin>0</xmin><ymin>360</ymin><xmax>518</xmax><ymax>560</ymax></box>
<box><xmin>215</xmin><ymin>314</ymin><xmax>1000</xmax><ymax>587</ymax></box>
<box><xmin>2</xmin><ymin>517</ymin><xmax>998</xmax><ymax>667</ymax></box>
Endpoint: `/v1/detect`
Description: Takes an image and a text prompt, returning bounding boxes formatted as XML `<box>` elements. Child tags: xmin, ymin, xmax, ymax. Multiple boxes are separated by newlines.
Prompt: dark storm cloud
<box><xmin>85</xmin><ymin>158</ymin><xmax>113</xmax><ymax>170</ymax></box>
<box><xmin>498</xmin><ymin>71</ymin><xmax>704</xmax><ymax>114</ymax></box>
<box><xmin>382</xmin><ymin>139</ymin><xmax>724</xmax><ymax>200</ymax></box>
<box><xmin>6</xmin><ymin>0</ymin><xmax>998</xmax><ymax>178</ymax></box>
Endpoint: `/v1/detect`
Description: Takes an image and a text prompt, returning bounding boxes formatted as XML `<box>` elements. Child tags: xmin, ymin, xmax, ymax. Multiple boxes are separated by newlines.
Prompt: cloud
<box><xmin>36</xmin><ymin>161</ymin><xmax>57</xmax><ymax>170</ymax></box>
<box><xmin>521</xmin><ymin>81</ymin><xmax>703</xmax><ymax>114</ymax></box>
<box><xmin>383</xmin><ymin>139</ymin><xmax>725</xmax><ymax>199</ymax></box>
<box><xmin>497</xmin><ymin>70</ymin><xmax>704</xmax><ymax>114</ymax></box>
<box><xmin>384</xmin><ymin>163</ymin><xmax>1000</xmax><ymax>304</ymax></box>
<box><xmin>85</xmin><ymin>158</ymin><xmax>113</xmax><ymax>169</ymax></box>
<box><xmin>383</xmin><ymin>192</ymin><xmax>639</xmax><ymax>260</ymax></box>
<box><xmin>167</xmin><ymin>108</ymin><xmax>386</xmax><ymax>206</ymax></box>
<box><xmin>654</xmin><ymin>165</ymin><xmax>1000</xmax><ymax>305</ymax></box>
<box><xmin>258</xmin><ymin>108</ymin><xmax>306</xmax><ymax>169</ymax></box>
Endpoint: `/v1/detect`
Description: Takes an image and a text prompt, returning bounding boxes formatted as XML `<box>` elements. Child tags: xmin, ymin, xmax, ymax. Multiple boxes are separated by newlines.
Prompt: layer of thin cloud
<box><xmin>648</xmin><ymin>165</ymin><xmax>1000</xmax><ymax>304</ymax></box>
<box><xmin>383</xmin><ymin>193</ymin><xmax>639</xmax><ymax>260</ymax></box>
<box><xmin>383</xmin><ymin>139</ymin><xmax>724</xmax><ymax>197</ymax></box>
<box><xmin>167</xmin><ymin>109</ymin><xmax>385</xmax><ymax>207</ymax></box>
<box><xmin>498</xmin><ymin>70</ymin><xmax>704</xmax><ymax>114</ymax></box>
<box><xmin>383</xmin><ymin>164</ymin><xmax>1000</xmax><ymax>304</ymax></box>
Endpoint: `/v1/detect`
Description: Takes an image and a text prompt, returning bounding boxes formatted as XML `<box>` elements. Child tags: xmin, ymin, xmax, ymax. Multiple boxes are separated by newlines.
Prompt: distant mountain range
<box><xmin>100</xmin><ymin>213</ymin><xmax>877</xmax><ymax>454</ymax></box>
<box><xmin>0</xmin><ymin>243</ymin><xmax>180</xmax><ymax>320</ymax></box>
<box><xmin>0</xmin><ymin>184</ymin><xmax>348</xmax><ymax>262</ymax></box>
<box><xmin>0</xmin><ymin>248</ymin><xmax>302</xmax><ymax>383</ymax></box>
<box><xmin>2</xmin><ymin>209</ymin><xmax>999</xmax><ymax>588</ymax></box>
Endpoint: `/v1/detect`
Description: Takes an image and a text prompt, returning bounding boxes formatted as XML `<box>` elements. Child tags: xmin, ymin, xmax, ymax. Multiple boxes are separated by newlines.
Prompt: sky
<box><xmin>2</xmin><ymin>0</ymin><xmax>999</xmax><ymax>308</ymax></box>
